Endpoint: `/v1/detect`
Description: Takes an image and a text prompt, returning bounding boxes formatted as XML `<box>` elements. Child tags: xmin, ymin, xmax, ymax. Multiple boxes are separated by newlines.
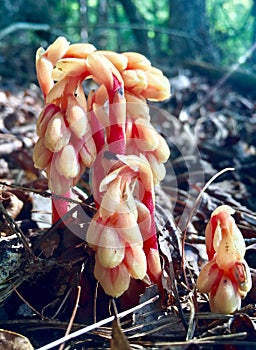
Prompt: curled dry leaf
<box><xmin>0</xmin><ymin>329</ymin><xmax>34</xmax><ymax>350</ymax></box>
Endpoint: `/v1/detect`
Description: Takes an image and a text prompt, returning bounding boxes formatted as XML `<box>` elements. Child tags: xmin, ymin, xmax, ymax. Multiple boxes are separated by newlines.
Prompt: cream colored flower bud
<box><xmin>209</xmin><ymin>274</ymin><xmax>241</xmax><ymax>313</ymax></box>
<box><xmin>56</xmin><ymin>144</ymin><xmax>80</xmax><ymax>179</ymax></box>
<box><xmin>125</xmin><ymin>244</ymin><xmax>147</xmax><ymax>279</ymax></box>
<box><xmin>116</xmin><ymin>210</ymin><xmax>143</xmax><ymax>247</ymax></box>
<box><xmin>153</xmin><ymin>133</ymin><xmax>171</xmax><ymax>163</ymax></box>
<box><xmin>196</xmin><ymin>259</ymin><xmax>220</xmax><ymax>293</ymax></box>
<box><xmin>112</xmin><ymin>262</ymin><xmax>130</xmax><ymax>297</ymax></box>
<box><xmin>125</xmin><ymin>92</ymin><xmax>150</xmax><ymax>121</ymax></box>
<box><xmin>36</xmin><ymin>49</ymin><xmax>54</xmax><ymax>97</ymax></box>
<box><xmin>142</xmin><ymin>68</ymin><xmax>170</xmax><ymax>101</ymax></box>
<box><xmin>93</xmin><ymin>101</ymin><xmax>109</xmax><ymax>128</ymax></box>
<box><xmin>215</xmin><ymin>226</ymin><xmax>246</xmax><ymax>270</ymax></box>
<box><xmin>97</xmin><ymin>227</ymin><xmax>125</xmax><ymax>268</ymax></box>
<box><xmin>46</xmin><ymin>76</ymin><xmax>69</xmax><ymax>104</ymax></box>
<box><xmin>45</xmin><ymin>36</ymin><xmax>70</xmax><ymax>65</ymax></box>
<box><xmin>207</xmin><ymin>207</ymin><xmax>246</xmax><ymax>270</ymax></box>
<box><xmin>79</xmin><ymin>137</ymin><xmax>97</xmax><ymax>167</ymax></box>
<box><xmin>44</xmin><ymin>111</ymin><xmax>71</xmax><ymax>152</ymax></box>
<box><xmin>86</xmin><ymin>51</ymin><xmax>123</xmax><ymax>91</ymax></box>
<box><xmin>47</xmin><ymin>162</ymin><xmax>73</xmax><ymax>195</ymax></box>
<box><xmin>63</xmin><ymin>43</ymin><xmax>96</xmax><ymax>58</ymax></box>
<box><xmin>86</xmin><ymin>212</ymin><xmax>103</xmax><ymax>249</ymax></box>
<box><xmin>100</xmin><ymin>50</ymin><xmax>128</xmax><ymax>71</ymax></box>
<box><xmin>99</xmin><ymin>177</ymin><xmax>122</xmax><ymax>220</ymax></box>
<box><xmin>122</xmin><ymin>52</ymin><xmax>151</xmax><ymax>70</ymax></box>
<box><xmin>134</xmin><ymin>118</ymin><xmax>160</xmax><ymax>151</ymax></box>
<box><xmin>55</xmin><ymin>58</ymin><xmax>88</xmax><ymax>77</ymax></box>
<box><xmin>33</xmin><ymin>137</ymin><xmax>52</xmax><ymax>169</ymax></box>
<box><xmin>76</xmin><ymin>81</ymin><xmax>88</xmax><ymax>111</ymax></box>
<box><xmin>147</xmin><ymin>153</ymin><xmax>166</xmax><ymax>184</ymax></box>
<box><xmin>94</xmin><ymin>257</ymin><xmax>130</xmax><ymax>297</ymax></box>
<box><xmin>121</xmin><ymin>186</ymin><xmax>138</xmax><ymax>220</ymax></box>
<box><xmin>121</xmin><ymin>69</ymin><xmax>147</xmax><ymax>94</ymax></box>
<box><xmin>197</xmin><ymin>205</ymin><xmax>252</xmax><ymax>313</ymax></box>
<box><xmin>36</xmin><ymin>104</ymin><xmax>60</xmax><ymax>137</ymax></box>
<box><xmin>136</xmin><ymin>200</ymin><xmax>151</xmax><ymax>238</ymax></box>
<box><xmin>66</xmin><ymin>95</ymin><xmax>89</xmax><ymax>138</ymax></box>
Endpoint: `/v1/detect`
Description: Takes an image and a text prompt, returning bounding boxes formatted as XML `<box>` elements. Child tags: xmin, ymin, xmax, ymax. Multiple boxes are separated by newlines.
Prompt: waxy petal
<box><xmin>56</xmin><ymin>144</ymin><xmax>80</xmax><ymax>179</ymax></box>
<box><xmin>47</xmin><ymin>162</ymin><xmax>73</xmax><ymax>195</ymax></box>
<box><xmin>125</xmin><ymin>93</ymin><xmax>150</xmax><ymax>121</ymax></box>
<box><xmin>55</xmin><ymin>58</ymin><xmax>88</xmax><ymax>77</ymax></box>
<box><xmin>86</xmin><ymin>51</ymin><xmax>123</xmax><ymax>92</ymax></box>
<box><xmin>36</xmin><ymin>104</ymin><xmax>60</xmax><ymax>137</ymax></box>
<box><xmin>124</xmin><ymin>244</ymin><xmax>147</xmax><ymax>279</ymax></box>
<box><xmin>142</xmin><ymin>68</ymin><xmax>170</xmax><ymax>101</ymax></box>
<box><xmin>79</xmin><ymin>136</ymin><xmax>96</xmax><ymax>167</ymax></box>
<box><xmin>136</xmin><ymin>200</ymin><xmax>151</xmax><ymax>238</ymax></box>
<box><xmin>94</xmin><ymin>257</ymin><xmax>130</xmax><ymax>297</ymax></box>
<box><xmin>99</xmin><ymin>177</ymin><xmax>122</xmax><ymax>220</ymax></box>
<box><xmin>86</xmin><ymin>212</ymin><xmax>103</xmax><ymax>249</ymax></box>
<box><xmin>134</xmin><ymin>118</ymin><xmax>160</xmax><ymax>151</ymax></box>
<box><xmin>33</xmin><ymin>137</ymin><xmax>52</xmax><ymax>169</ymax></box>
<box><xmin>121</xmin><ymin>69</ymin><xmax>147</xmax><ymax>94</ymax></box>
<box><xmin>66</xmin><ymin>95</ymin><xmax>89</xmax><ymax>138</ymax></box>
<box><xmin>209</xmin><ymin>274</ymin><xmax>241</xmax><ymax>313</ymax></box>
<box><xmin>63</xmin><ymin>43</ymin><xmax>96</xmax><ymax>58</ymax></box>
<box><xmin>44</xmin><ymin>36</ymin><xmax>70</xmax><ymax>65</ymax></box>
<box><xmin>97</xmin><ymin>227</ymin><xmax>125</xmax><ymax>268</ymax></box>
<box><xmin>196</xmin><ymin>259</ymin><xmax>222</xmax><ymax>293</ymax></box>
<box><xmin>36</xmin><ymin>49</ymin><xmax>54</xmax><ymax>97</ymax></box>
<box><xmin>112</xmin><ymin>263</ymin><xmax>130</xmax><ymax>297</ymax></box>
<box><xmin>117</xmin><ymin>215</ymin><xmax>143</xmax><ymax>247</ymax></box>
<box><xmin>44</xmin><ymin>111</ymin><xmax>71</xmax><ymax>152</ymax></box>
<box><xmin>100</xmin><ymin>50</ymin><xmax>128</xmax><ymax>71</ymax></box>
<box><xmin>153</xmin><ymin>133</ymin><xmax>171</xmax><ymax>163</ymax></box>
<box><xmin>46</xmin><ymin>76</ymin><xmax>70</xmax><ymax>104</ymax></box>
<box><xmin>122</xmin><ymin>52</ymin><xmax>151</xmax><ymax>70</ymax></box>
<box><xmin>147</xmin><ymin>153</ymin><xmax>166</xmax><ymax>184</ymax></box>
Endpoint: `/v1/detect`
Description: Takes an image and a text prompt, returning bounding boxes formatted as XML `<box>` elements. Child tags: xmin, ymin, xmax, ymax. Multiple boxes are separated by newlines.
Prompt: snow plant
<box><xmin>33</xmin><ymin>37</ymin><xmax>171</xmax><ymax>297</ymax></box>
<box><xmin>197</xmin><ymin>205</ymin><xmax>252</xmax><ymax>313</ymax></box>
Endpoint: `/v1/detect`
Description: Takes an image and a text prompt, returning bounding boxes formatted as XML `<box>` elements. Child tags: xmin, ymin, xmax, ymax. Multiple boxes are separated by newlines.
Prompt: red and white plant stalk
<box><xmin>33</xmin><ymin>37</ymin><xmax>171</xmax><ymax>297</ymax></box>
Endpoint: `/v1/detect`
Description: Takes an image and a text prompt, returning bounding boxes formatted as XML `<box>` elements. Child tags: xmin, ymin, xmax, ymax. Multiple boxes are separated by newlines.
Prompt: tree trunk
<box><xmin>169</xmin><ymin>0</ymin><xmax>215</xmax><ymax>62</ymax></box>
<box><xmin>117</xmin><ymin>0</ymin><xmax>150</xmax><ymax>56</ymax></box>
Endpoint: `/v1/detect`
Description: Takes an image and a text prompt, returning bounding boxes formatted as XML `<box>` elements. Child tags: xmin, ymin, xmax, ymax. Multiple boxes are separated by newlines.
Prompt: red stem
<box><xmin>52</xmin><ymin>190</ymin><xmax>72</xmax><ymax>223</ymax></box>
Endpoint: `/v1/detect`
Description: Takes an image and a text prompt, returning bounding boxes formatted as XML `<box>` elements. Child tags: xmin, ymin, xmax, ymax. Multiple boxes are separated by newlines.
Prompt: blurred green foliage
<box><xmin>0</xmin><ymin>0</ymin><xmax>255</xmax><ymax>86</ymax></box>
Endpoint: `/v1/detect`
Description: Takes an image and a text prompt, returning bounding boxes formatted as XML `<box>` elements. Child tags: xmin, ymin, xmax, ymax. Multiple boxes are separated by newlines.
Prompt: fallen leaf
<box><xmin>0</xmin><ymin>329</ymin><xmax>33</xmax><ymax>350</ymax></box>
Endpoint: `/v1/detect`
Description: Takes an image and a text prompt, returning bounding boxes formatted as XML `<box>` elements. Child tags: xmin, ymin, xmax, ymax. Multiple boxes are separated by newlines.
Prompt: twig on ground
<box><xmin>36</xmin><ymin>294</ymin><xmax>159</xmax><ymax>350</ymax></box>
<box><xmin>14</xmin><ymin>287</ymin><xmax>45</xmax><ymax>319</ymax></box>
<box><xmin>0</xmin><ymin>200</ymin><xmax>34</xmax><ymax>258</ymax></box>
<box><xmin>58</xmin><ymin>286</ymin><xmax>81</xmax><ymax>350</ymax></box>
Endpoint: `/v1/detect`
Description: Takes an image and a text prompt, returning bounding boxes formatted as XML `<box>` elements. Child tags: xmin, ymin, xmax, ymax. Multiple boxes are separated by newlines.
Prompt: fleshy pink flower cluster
<box><xmin>196</xmin><ymin>205</ymin><xmax>252</xmax><ymax>313</ymax></box>
<box><xmin>33</xmin><ymin>37</ymin><xmax>171</xmax><ymax>297</ymax></box>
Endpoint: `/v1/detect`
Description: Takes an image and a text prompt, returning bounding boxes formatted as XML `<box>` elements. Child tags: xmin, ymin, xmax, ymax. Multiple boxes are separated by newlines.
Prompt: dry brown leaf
<box><xmin>0</xmin><ymin>329</ymin><xmax>33</xmax><ymax>350</ymax></box>
<box><xmin>111</xmin><ymin>318</ymin><xmax>131</xmax><ymax>350</ymax></box>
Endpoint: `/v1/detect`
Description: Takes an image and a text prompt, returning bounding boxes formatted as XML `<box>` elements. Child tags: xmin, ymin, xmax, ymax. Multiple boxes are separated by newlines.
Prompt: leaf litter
<box><xmin>0</xmin><ymin>71</ymin><xmax>255</xmax><ymax>349</ymax></box>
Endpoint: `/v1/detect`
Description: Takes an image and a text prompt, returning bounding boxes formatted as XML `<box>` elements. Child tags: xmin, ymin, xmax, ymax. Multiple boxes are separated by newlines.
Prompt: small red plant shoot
<box><xmin>196</xmin><ymin>205</ymin><xmax>252</xmax><ymax>313</ymax></box>
<box><xmin>33</xmin><ymin>37</ymin><xmax>171</xmax><ymax>297</ymax></box>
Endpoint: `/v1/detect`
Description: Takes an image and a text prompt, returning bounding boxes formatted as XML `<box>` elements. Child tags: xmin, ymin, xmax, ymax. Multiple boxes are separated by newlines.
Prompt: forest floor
<box><xmin>0</xmin><ymin>69</ymin><xmax>255</xmax><ymax>349</ymax></box>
